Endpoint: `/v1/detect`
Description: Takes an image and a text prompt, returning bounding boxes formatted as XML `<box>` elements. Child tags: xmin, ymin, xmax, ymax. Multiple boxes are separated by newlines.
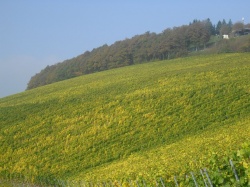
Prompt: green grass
<box><xmin>0</xmin><ymin>53</ymin><xmax>250</xmax><ymax>185</ymax></box>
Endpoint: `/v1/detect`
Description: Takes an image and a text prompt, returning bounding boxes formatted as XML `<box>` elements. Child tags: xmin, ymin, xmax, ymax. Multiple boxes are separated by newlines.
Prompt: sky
<box><xmin>1</xmin><ymin>0</ymin><xmax>250</xmax><ymax>98</ymax></box>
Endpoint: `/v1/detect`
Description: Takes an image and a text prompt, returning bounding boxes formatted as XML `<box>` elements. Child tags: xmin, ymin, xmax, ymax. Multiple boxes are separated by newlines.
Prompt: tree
<box><xmin>161</xmin><ymin>28</ymin><xmax>176</xmax><ymax>59</ymax></box>
<box><xmin>222</xmin><ymin>19</ymin><xmax>227</xmax><ymax>26</ymax></box>
<box><xmin>187</xmin><ymin>20</ymin><xmax>211</xmax><ymax>50</ymax></box>
<box><xmin>245</xmin><ymin>23</ymin><xmax>250</xmax><ymax>29</ymax></box>
<box><xmin>172</xmin><ymin>25</ymin><xmax>189</xmax><ymax>56</ymax></box>
<box><xmin>216</xmin><ymin>21</ymin><xmax>222</xmax><ymax>35</ymax></box>
<box><xmin>232</xmin><ymin>22</ymin><xmax>244</xmax><ymax>31</ymax></box>
<box><xmin>201</xmin><ymin>19</ymin><xmax>213</xmax><ymax>47</ymax></box>
<box><xmin>220</xmin><ymin>24</ymin><xmax>231</xmax><ymax>35</ymax></box>
<box><xmin>228</xmin><ymin>19</ymin><xmax>233</xmax><ymax>29</ymax></box>
<box><xmin>205</xmin><ymin>18</ymin><xmax>216</xmax><ymax>35</ymax></box>
<box><xmin>217</xmin><ymin>19</ymin><xmax>232</xmax><ymax>35</ymax></box>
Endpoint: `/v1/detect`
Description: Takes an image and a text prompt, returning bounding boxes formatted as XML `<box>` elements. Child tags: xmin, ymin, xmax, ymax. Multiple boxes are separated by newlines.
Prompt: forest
<box><xmin>26</xmin><ymin>18</ymin><xmax>250</xmax><ymax>90</ymax></box>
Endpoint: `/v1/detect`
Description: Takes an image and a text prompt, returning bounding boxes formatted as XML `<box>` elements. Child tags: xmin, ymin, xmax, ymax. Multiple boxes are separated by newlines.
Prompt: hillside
<box><xmin>1</xmin><ymin>53</ymin><xmax>250</xmax><ymax>185</ymax></box>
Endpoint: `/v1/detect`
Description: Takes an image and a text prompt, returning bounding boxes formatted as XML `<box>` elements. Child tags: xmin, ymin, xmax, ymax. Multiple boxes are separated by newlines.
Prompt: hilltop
<box><xmin>26</xmin><ymin>18</ymin><xmax>250</xmax><ymax>90</ymax></box>
<box><xmin>1</xmin><ymin>53</ymin><xmax>250</xmax><ymax>185</ymax></box>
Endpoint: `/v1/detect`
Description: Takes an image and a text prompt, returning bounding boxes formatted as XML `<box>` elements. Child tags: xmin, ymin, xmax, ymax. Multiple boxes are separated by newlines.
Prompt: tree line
<box><xmin>27</xmin><ymin>18</ymin><xmax>249</xmax><ymax>90</ymax></box>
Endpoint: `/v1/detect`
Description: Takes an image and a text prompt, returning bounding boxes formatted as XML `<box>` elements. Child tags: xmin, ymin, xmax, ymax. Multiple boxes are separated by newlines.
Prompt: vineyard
<box><xmin>1</xmin><ymin>143</ymin><xmax>249</xmax><ymax>186</ymax></box>
<box><xmin>0</xmin><ymin>53</ymin><xmax>250</xmax><ymax>186</ymax></box>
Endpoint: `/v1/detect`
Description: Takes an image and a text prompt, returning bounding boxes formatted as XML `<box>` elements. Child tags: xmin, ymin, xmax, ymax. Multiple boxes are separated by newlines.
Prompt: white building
<box><xmin>223</xmin><ymin>34</ymin><xmax>229</xmax><ymax>39</ymax></box>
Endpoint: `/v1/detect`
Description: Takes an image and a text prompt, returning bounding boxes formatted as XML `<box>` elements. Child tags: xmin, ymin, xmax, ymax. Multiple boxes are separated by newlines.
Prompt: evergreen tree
<box><xmin>216</xmin><ymin>21</ymin><xmax>222</xmax><ymax>35</ymax></box>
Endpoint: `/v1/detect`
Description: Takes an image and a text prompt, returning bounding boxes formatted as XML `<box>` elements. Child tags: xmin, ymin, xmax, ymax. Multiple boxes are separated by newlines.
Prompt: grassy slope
<box><xmin>0</xmin><ymin>53</ymin><xmax>250</xmax><ymax>183</ymax></box>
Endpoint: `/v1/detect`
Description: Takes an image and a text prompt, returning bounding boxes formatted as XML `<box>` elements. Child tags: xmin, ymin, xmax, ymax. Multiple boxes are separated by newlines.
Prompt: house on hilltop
<box><xmin>232</xmin><ymin>28</ymin><xmax>250</xmax><ymax>37</ymax></box>
<box><xmin>223</xmin><ymin>34</ymin><xmax>229</xmax><ymax>39</ymax></box>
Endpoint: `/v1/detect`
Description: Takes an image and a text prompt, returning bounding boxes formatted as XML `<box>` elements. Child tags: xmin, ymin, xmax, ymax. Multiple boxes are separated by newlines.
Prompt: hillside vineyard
<box><xmin>0</xmin><ymin>53</ymin><xmax>250</xmax><ymax>185</ymax></box>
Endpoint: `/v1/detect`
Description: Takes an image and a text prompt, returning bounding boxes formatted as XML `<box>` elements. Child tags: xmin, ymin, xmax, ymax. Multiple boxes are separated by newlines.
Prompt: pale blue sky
<box><xmin>0</xmin><ymin>0</ymin><xmax>249</xmax><ymax>98</ymax></box>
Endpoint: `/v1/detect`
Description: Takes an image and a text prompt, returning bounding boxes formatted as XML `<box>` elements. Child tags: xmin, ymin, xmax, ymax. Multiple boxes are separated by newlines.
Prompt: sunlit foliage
<box><xmin>0</xmin><ymin>53</ymin><xmax>250</xmax><ymax>185</ymax></box>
